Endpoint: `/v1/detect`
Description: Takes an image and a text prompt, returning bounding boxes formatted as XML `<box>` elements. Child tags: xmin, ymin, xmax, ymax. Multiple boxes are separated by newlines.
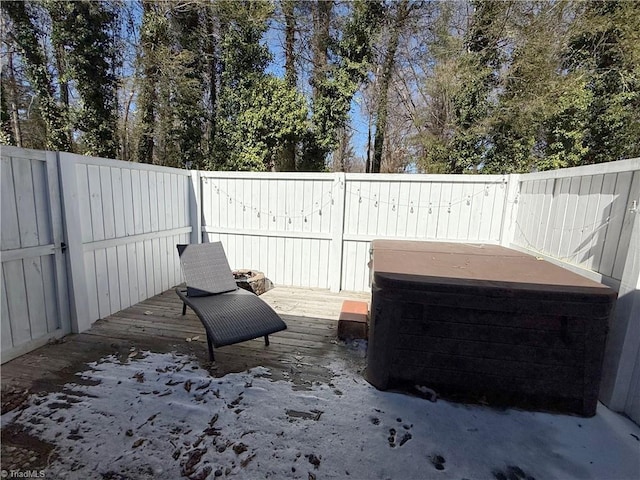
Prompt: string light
<box><xmin>344</xmin><ymin>180</ymin><xmax>504</xmax><ymax>211</ymax></box>
<box><xmin>201</xmin><ymin>176</ymin><xmax>511</xmax><ymax>224</ymax></box>
<box><xmin>204</xmin><ymin>180</ymin><xmax>337</xmax><ymax>220</ymax></box>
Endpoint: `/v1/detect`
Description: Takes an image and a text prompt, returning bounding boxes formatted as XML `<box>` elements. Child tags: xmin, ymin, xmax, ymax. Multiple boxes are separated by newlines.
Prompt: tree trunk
<box><xmin>137</xmin><ymin>1</ymin><xmax>158</xmax><ymax>164</ymax></box>
<box><xmin>7</xmin><ymin>51</ymin><xmax>22</xmax><ymax>146</ymax></box>
<box><xmin>206</xmin><ymin>7</ymin><xmax>217</xmax><ymax>168</ymax></box>
<box><xmin>283</xmin><ymin>0</ymin><xmax>297</xmax><ymax>87</ymax></box>
<box><xmin>371</xmin><ymin>0</ymin><xmax>408</xmax><ymax>173</ymax></box>
<box><xmin>366</xmin><ymin>118</ymin><xmax>372</xmax><ymax>173</ymax></box>
<box><xmin>299</xmin><ymin>0</ymin><xmax>331</xmax><ymax>171</ymax></box>
<box><xmin>311</xmin><ymin>0</ymin><xmax>330</xmax><ymax>100</ymax></box>
<box><xmin>52</xmin><ymin>39</ymin><xmax>73</xmax><ymax>148</ymax></box>
<box><xmin>279</xmin><ymin>0</ymin><xmax>297</xmax><ymax>171</ymax></box>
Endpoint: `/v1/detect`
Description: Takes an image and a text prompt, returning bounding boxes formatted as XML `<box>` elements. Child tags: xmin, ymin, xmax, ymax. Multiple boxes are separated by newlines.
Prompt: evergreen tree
<box><xmin>1</xmin><ymin>1</ymin><xmax>71</xmax><ymax>151</ymax></box>
<box><xmin>301</xmin><ymin>0</ymin><xmax>383</xmax><ymax>171</ymax></box>
<box><xmin>212</xmin><ymin>0</ymin><xmax>307</xmax><ymax>171</ymax></box>
<box><xmin>565</xmin><ymin>0</ymin><xmax>640</xmax><ymax>164</ymax></box>
<box><xmin>49</xmin><ymin>0</ymin><xmax>120</xmax><ymax>158</ymax></box>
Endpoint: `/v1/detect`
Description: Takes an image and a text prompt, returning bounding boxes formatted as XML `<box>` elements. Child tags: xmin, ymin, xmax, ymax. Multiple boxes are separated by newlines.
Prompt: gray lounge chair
<box><xmin>176</xmin><ymin>242</ymin><xmax>287</xmax><ymax>361</ymax></box>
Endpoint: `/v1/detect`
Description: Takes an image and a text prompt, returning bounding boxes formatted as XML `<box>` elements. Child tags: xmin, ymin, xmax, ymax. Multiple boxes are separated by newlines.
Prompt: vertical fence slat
<box><xmin>1</xmin><ymin>158</ymin><xmax>20</xmax><ymax>250</ymax></box>
<box><xmin>3</xmin><ymin>260</ymin><xmax>29</xmax><ymax>345</ymax></box>
<box><xmin>600</xmin><ymin>172</ymin><xmax>633</xmax><ymax>277</ymax></box>
<box><xmin>329</xmin><ymin>173</ymin><xmax>346</xmax><ymax>291</ymax></box>
<box><xmin>13</xmin><ymin>159</ymin><xmax>39</xmax><ymax>248</ymax></box>
<box><xmin>613</xmin><ymin>171</ymin><xmax>640</xmax><ymax>279</ymax></box>
<box><xmin>1</xmin><ymin>274</ymin><xmax>13</xmax><ymax>350</ymax></box>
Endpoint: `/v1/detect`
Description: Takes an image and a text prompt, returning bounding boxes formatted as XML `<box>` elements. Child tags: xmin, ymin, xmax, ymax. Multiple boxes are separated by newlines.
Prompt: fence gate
<box><xmin>1</xmin><ymin>148</ymin><xmax>71</xmax><ymax>363</ymax></box>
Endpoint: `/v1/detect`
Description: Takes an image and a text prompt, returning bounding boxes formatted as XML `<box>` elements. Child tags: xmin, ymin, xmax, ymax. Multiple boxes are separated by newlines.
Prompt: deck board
<box><xmin>1</xmin><ymin>287</ymin><xmax>370</xmax><ymax>403</ymax></box>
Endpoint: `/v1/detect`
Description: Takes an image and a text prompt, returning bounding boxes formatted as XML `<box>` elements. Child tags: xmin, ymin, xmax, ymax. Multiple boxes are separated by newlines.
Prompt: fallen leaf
<box><xmin>240</xmin><ymin>453</ymin><xmax>256</xmax><ymax>468</ymax></box>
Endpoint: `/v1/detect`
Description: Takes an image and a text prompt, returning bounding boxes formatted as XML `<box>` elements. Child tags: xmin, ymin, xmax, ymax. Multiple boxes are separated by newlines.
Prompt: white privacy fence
<box><xmin>512</xmin><ymin>159</ymin><xmax>640</xmax><ymax>290</ymax></box>
<box><xmin>1</xmin><ymin>147</ymin><xmax>638</xmax><ymax>424</ymax></box>
<box><xmin>58</xmin><ymin>153</ymin><xmax>192</xmax><ymax>333</ymax></box>
<box><xmin>1</xmin><ymin>149</ymin><xmax>70</xmax><ymax>363</ymax></box>
<box><xmin>197</xmin><ymin>171</ymin><xmax>510</xmax><ymax>292</ymax></box>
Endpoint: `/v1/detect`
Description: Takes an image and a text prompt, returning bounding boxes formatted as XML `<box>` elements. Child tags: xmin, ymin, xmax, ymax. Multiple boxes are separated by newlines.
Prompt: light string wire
<box><xmin>347</xmin><ymin>179</ymin><xmax>507</xmax><ymax>213</ymax></box>
<box><xmin>203</xmin><ymin>177</ymin><xmax>338</xmax><ymax>222</ymax></box>
<box><xmin>512</xmin><ymin>195</ymin><xmax>634</xmax><ymax>264</ymax></box>
<box><xmin>204</xmin><ymin>177</ymin><xmax>510</xmax><ymax>222</ymax></box>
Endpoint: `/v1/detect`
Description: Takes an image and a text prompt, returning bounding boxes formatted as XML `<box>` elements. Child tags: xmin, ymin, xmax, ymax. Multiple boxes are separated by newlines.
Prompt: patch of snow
<box><xmin>2</xmin><ymin>351</ymin><xmax>639</xmax><ymax>480</ymax></box>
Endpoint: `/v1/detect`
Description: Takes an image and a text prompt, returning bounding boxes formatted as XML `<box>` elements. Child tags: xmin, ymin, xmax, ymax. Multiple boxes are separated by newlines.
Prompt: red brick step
<box><xmin>337</xmin><ymin>300</ymin><xmax>369</xmax><ymax>341</ymax></box>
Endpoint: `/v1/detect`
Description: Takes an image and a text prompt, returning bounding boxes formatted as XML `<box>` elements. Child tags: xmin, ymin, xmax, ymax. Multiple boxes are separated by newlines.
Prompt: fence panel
<box><xmin>513</xmin><ymin>159</ymin><xmax>640</xmax><ymax>286</ymax></box>
<box><xmin>59</xmin><ymin>153</ymin><xmax>192</xmax><ymax>327</ymax></box>
<box><xmin>200</xmin><ymin>172</ymin><xmax>335</xmax><ymax>289</ymax></box>
<box><xmin>341</xmin><ymin>174</ymin><xmax>509</xmax><ymax>291</ymax></box>
<box><xmin>1</xmin><ymin>148</ymin><xmax>70</xmax><ymax>363</ymax></box>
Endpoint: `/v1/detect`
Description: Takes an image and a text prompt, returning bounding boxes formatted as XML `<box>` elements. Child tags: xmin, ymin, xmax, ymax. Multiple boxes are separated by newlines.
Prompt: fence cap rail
<box><xmin>520</xmin><ymin>158</ymin><xmax>640</xmax><ymax>182</ymax></box>
<box><xmin>59</xmin><ymin>152</ymin><xmax>191</xmax><ymax>176</ymax></box>
<box><xmin>345</xmin><ymin>173</ymin><xmax>509</xmax><ymax>183</ymax></box>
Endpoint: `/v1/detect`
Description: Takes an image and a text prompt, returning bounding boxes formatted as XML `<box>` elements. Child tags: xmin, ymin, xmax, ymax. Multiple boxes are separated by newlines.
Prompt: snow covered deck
<box><xmin>2</xmin><ymin>287</ymin><xmax>639</xmax><ymax>479</ymax></box>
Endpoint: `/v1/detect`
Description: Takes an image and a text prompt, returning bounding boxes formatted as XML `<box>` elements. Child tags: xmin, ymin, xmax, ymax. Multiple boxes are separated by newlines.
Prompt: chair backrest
<box><xmin>177</xmin><ymin>243</ymin><xmax>238</xmax><ymax>296</ymax></box>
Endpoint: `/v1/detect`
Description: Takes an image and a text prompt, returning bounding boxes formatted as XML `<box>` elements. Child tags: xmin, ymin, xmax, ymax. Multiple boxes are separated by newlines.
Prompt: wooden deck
<box><xmin>1</xmin><ymin>287</ymin><xmax>370</xmax><ymax>404</ymax></box>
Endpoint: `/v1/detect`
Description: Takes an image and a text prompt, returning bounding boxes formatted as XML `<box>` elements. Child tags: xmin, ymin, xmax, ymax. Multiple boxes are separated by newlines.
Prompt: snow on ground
<box><xmin>3</xmin><ymin>350</ymin><xmax>639</xmax><ymax>480</ymax></box>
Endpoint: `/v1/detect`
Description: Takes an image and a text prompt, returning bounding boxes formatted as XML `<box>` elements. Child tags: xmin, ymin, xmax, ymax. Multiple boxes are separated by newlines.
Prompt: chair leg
<box><xmin>207</xmin><ymin>334</ymin><xmax>215</xmax><ymax>362</ymax></box>
<box><xmin>264</xmin><ymin>335</ymin><xmax>270</xmax><ymax>346</ymax></box>
<box><xmin>182</xmin><ymin>302</ymin><xmax>187</xmax><ymax>316</ymax></box>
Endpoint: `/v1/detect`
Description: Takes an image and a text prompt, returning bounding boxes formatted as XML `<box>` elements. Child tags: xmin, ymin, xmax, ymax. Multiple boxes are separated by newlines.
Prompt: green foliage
<box><xmin>301</xmin><ymin>0</ymin><xmax>384</xmax><ymax>171</ymax></box>
<box><xmin>219</xmin><ymin>76</ymin><xmax>308</xmax><ymax>171</ymax></box>
<box><xmin>4</xmin><ymin>0</ymin><xmax>637</xmax><ymax>173</ymax></box>
<box><xmin>540</xmin><ymin>76</ymin><xmax>592</xmax><ymax>170</ymax></box>
<box><xmin>49</xmin><ymin>0</ymin><xmax>119</xmax><ymax>158</ymax></box>
<box><xmin>565</xmin><ymin>0</ymin><xmax>640</xmax><ymax>164</ymax></box>
<box><xmin>211</xmin><ymin>0</ymin><xmax>279</xmax><ymax>171</ymax></box>
<box><xmin>418</xmin><ymin>0</ymin><xmax>639</xmax><ymax>174</ymax></box>
<box><xmin>2</xmin><ymin>1</ymin><xmax>71</xmax><ymax>151</ymax></box>
<box><xmin>134</xmin><ymin>1</ymin><xmax>209</xmax><ymax>168</ymax></box>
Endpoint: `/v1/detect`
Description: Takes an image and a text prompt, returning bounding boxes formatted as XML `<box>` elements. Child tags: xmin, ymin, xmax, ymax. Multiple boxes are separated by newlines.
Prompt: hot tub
<box><xmin>366</xmin><ymin>240</ymin><xmax>617</xmax><ymax>416</ymax></box>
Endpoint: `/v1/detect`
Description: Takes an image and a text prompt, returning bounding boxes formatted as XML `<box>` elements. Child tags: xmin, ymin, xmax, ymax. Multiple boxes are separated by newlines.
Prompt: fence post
<box><xmin>45</xmin><ymin>151</ymin><xmax>71</xmax><ymax>334</ymax></box>
<box><xmin>58</xmin><ymin>152</ymin><xmax>91</xmax><ymax>332</ymax></box>
<box><xmin>500</xmin><ymin>174</ymin><xmax>520</xmax><ymax>247</ymax></box>
<box><xmin>190</xmin><ymin>169</ymin><xmax>202</xmax><ymax>244</ymax></box>
<box><xmin>329</xmin><ymin>172</ymin><xmax>346</xmax><ymax>292</ymax></box>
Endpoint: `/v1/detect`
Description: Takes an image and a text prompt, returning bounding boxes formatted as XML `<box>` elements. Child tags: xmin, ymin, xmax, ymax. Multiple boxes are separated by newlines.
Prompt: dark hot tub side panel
<box><xmin>365</xmin><ymin>241</ymin><xmax>616</xmax><ymax>417</ymax></box>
